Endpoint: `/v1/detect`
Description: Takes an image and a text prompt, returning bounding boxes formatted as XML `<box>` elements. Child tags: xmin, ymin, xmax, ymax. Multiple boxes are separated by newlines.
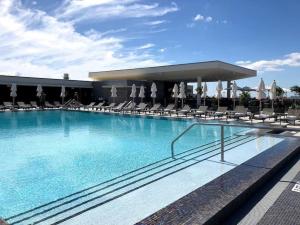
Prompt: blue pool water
<box><xmin>0</xmin><ymin>111</ymin><xmax>246</xmax><ymax>218</ymax></box>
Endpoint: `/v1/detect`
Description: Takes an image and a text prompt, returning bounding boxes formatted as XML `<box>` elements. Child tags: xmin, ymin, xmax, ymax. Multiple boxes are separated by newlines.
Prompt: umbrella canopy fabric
<box><xmin>111</xmin><ymin>85</ymin><xmax>117</xmax><ymax>98</ymax></box>
<box><xmin>216</xmin><ymin>80</ymin><xmax>223</xmax><ymax>99</ymax></box>
<box><xmin>256</xmin><ymin>78</ymin><xmax>266</xmax><ymax>100</ymax></box>
<box><xmin>231</xmin><ymin>81</ymin><xmax>238</xmax><ymax>98</ymax></box>
<box><xmin>270</xmin><ymin>80</ymin><xmax>277</xmax><ymax>100</ymax></box>
<box><xmin>150</xmin><ymin>82</ymin><xmax>157</xmax><ymax>98</ymax></box>
<box><xmin>172</xmin><ymin>84</ymin><xmax>179</xmax><ymax>98</ymax></box>
<box><xmin>202</xmin><ymin>82</ymin><xmax>208</xmax><ymax>98</ymax></box>
<box><xmin>178</xmin><ymin>82</ymin><xmax>186</xmax><ymax>99</ymax></box>
<box><xmin>130</xmin><ymin>84</ymin><xmax>137</xmax><ymax>98</ymax></box>
<box><xmin>10</xmin><ymin>83</ymin><xmax>17</xmax><ymax>97</ymax></box>
<box><xmin>60</xmin><ymin>86</ymin><xmax>66</xmax><ymax>98</ymax></box>
<box><xmin>36</xmin><ymin>84</ymin><xmax>43</xmax><ymax>97</ymax></box>
<box><xmin>138</xmin><ymin>85</ymin><xmax>145</xmax><ymax>98</ymax></box>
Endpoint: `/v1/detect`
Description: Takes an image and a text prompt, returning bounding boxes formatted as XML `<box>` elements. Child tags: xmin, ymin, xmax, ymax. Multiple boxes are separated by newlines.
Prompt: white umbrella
<box><xmin>231</xmin><ymin>81</ymin><xmax>238</xmax><ymax>108</ymax></box>
<box><xmin>150</xmin><ymin>82</ymin><xmax>157</xmax><ymax>105</ymax></box>
<box><xmin>111</xmin><ymin>85</ymin><xmax>117</xmax><ymax>103</ymax></box>
<box><xmin>172</xmin><ymin>83</ymin><xmax>179</xmax><ymax>107</ymax></box>
<box><xmin>270</xmin><ymin>80</ymin><xmax>277</xmax><ymax>109</ymax></box>
<box><xmin>202</xmin><ymin>82</ymin><xmax>208</xmax><ymax>106</ymax></box>
<box><xmin>216</xmin><ymin>80</ymin><xmax>223</xmax><ymax>107</ymax></box>
<box><xmin>37</xmin><ymin>84</ymin><xmax>43</xmax><ymax>98</ymax></box>
<box><xmin>130</xmin><ymin>84</ymin><xmax>137</xmax><ymax>102</ymax></box>
<box><xmin>60</xmin><ymin>86</ymin><xmax>66</xmax><ymax>104</ymax></box>
<box><xmin>10</xmin><ymin>83</ymin><xmax>17</xmax><ymax>107</ymax></box>
<box><xmin>178</xmin><ymin>82</ymin><xmax>186</xmax><ymax>108</ymax></box>
<box><xmin>256</xmin><ymin>78</ymin><xmax>266</xmax><ymax>110</ymax></box>
<box><xmin>138</xmin><ymin>85</ymin><xmax>145</xmax><ymax>102</ymax></box>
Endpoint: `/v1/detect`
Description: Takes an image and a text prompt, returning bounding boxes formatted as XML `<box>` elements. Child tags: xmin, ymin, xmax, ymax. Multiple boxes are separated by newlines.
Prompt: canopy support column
<box><xmin>227</xmin><ymin>81</ymin><xmax>231</xmax><ymax>99</ymax></box>
<box><xmin>197</xmin><ymin>77</ymin><xmax>202</xmax><ymax>107</ymax></box>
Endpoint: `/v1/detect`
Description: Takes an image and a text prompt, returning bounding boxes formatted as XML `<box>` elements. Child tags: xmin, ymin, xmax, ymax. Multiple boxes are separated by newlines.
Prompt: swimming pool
<box><xmin>0</xmin><ymin>111</ymin><xmax>283</xmax><ymax>224</ymax></box>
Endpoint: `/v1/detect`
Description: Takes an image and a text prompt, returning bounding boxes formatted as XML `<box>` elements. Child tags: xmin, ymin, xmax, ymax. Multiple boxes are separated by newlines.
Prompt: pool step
<box><xmin>5</xmin><ymin>135</ymin><xmax>239</xmax><ymax>224</ymax></box>
<box><xmin>6</xmin><ymin>135</ymin><xmax>256</xmax><ymax>225</ymax></box>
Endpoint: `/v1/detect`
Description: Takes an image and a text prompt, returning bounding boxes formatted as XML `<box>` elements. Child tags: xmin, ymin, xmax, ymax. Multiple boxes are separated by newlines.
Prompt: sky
<box><xmin>0</xmin><ymin>0</ymin><xmax>299</xmax><ymax>94</ymax></box>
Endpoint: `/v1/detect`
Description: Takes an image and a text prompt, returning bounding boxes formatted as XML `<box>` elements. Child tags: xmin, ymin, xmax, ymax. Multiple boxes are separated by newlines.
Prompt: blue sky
<box><xmin>0</xmin><ymin>0</ymin><xmax>299</xmax><ymax>94</ymax></box>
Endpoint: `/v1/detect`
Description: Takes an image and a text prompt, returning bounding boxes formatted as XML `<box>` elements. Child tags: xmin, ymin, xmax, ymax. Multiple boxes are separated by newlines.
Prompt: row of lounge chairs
<box><xmin>79</xmin><ymin>101</ymin><xmax>300</xmax><ymax>125</ymax></box>
<box><xmin>0</xmin><ymin>101</ymin><xmax>63</xmax><ymax>110</ymax></box>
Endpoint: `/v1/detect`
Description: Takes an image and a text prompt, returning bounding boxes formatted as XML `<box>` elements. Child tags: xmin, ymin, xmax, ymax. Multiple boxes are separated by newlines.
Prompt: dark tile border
<box><xmin>136</xmin><ymin>137</ymin><xmax>300</xmax><ymax>225</ymax></box>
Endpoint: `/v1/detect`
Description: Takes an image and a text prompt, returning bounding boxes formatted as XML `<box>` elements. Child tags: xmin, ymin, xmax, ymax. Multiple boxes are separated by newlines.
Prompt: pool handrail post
<box><xmin>221</xmin><ymin>125</ymin><xmax>225</xmax><ymax>162</ymax></box>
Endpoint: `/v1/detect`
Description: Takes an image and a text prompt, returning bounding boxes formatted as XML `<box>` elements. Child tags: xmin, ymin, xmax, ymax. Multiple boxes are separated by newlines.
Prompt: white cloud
<box><xmin>137</xmin><ymin>43</ymin><xmax>155</xmax><ymax>49</ymax></box>
<box><xmin>194</xmin><ymin>14</ymin><xmax>204</xmax><ymax>21</ymax></box>
<box><xmin>236</xmin><ymin>53</ymin><xmax>300</xmax><ymax>72</ymax></box>
<box><xmin>159</xmin><ymin>48</ymin><xmax>166</xmax><ymax>53</ymax></box>
<box><xmin>206</xmin><ymin>16</ymin><xmax>213</xmax><ymax>22</ymax></box>
<box><xmin>193</xmin><ymin>14</ymin><xmax>213</xmax><ymax>23</ymax></box>
<box><xmin>145</xmin><ymin>20</ymin><xmax>166</xmax><ymax>26</ymax></box>
<box><xmin>0</xmin><ymin>0</ymin><xmax>168</xmax><ymax>80</ymax></box>
<box><xmin>56</xmin><ymin>0</ymin><xmax>179</xmax><ymax>23</ymax></box>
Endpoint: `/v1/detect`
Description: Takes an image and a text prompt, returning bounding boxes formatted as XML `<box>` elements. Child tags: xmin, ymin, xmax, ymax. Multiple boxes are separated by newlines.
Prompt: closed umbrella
<box><xmin>270</xmin><ymin>80</ymin><xmax>277</xmax><ymax>109</ymax></box>
<box><xmin>10</xmin><ymin>83</ymin><xmax>17</xmax><ymax>107</ymax></box>
<box><xmin>111</xmin><ymin>85</ymin><xmax>117</xmax><ymax>103</ymax></box>
<box><xmin>130</xmin><ymin>84</ymin><xmax>137</xmax><ymax>103</ymax></box>
<box><xmin>202</xmin><ymin>82</ymin><xmax>207</xmax><ymax>106</ymax></box>
<box><xmin>231</xmin><ymin>81</ymin><xmax>238</xmax><ymax>109</ymax></box>
<box><xmin>37</xmin><ymin>84</ymin><xmax>43</xmax><ymax>97</ymax></box>
<box><xmin>172</xmin><ymin>83</ymin><xmax>179</xmax><ymax>107</ymax></box>
<box><xmin>178</xmin><ymin>82</ymin><xmax>186</xmax><ymax>108</ymax></box>
<box><xmin>138</xmin><ymin>85</ymin><xmax>145</xmax><ymax>102</ymax></box>
<box><xmin>36</xmin><ymin>84</ymin><xmax>43</xmax><ymax>106</ymax></box>
<box><xmin>150</xmin><ymin>82</ymin><xmax>157</xmax><ymax>105</ymax></box>
<box><xmin>256</xmin><ymin>78</ymin><xmax>266</xmax><ymax>111</ymax></box>
<box><xmin>60</xmin><ymin>86</ymin><xmax>66</xmax><ymax>104</ymax></box>
<box><xmin>216</xmin><ymin>80</ymin><xmax>223</xmax><ymax>107</ymax></box>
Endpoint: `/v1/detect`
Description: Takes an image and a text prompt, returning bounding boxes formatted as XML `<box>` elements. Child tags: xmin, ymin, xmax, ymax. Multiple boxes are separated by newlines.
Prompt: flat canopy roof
<box><xmin>0</xmin><ymin>75</ymin><xmax>93</xmax><ymax>88</ymax></box>
<box><xmin>89</xmin><ymin>61</ymin><xmax>256</xmax><ymax>82</ymax></box>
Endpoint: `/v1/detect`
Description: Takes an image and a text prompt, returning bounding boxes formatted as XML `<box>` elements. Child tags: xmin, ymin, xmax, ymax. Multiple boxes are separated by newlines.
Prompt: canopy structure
<box><xmin>89</xmin><ymin>61</ymin><xmax>256</xmax><ymax>82</ymax></box>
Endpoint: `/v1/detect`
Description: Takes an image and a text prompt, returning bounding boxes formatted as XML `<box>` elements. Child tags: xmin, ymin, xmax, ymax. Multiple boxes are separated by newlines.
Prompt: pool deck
<box><xmin>226</xmin><ymin>156</ymin><xmax>300</xmax><ymax>225</ymax></box>
<box><xmin>136</xmin><ymin>137</ymin><xmax>300</xmax><ymax>225</ymax></box>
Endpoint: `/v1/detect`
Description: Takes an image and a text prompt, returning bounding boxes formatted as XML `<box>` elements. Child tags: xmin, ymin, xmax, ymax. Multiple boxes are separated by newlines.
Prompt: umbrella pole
<box><xmin>259</xmin><ymin>101</ymin><xmax>262</xmax><ymax>111</ymax></box>
<box><xmin>12</xmin><ymin>97</ymin><xmax>15</xmax><ymax>109</ymax></box>
<box><xmin>272</xmin><ymin>100</ymin><xmax>274</xmax><ymax>109</ymax></box>
<box><xmin>218</xmin><ymin>98</ymin><xmax>220</xmax><ymax>108</ymax></box>
<box><xmin>182</xmin><ymin>99</ymin><xmax>184</xmax><ymax>108</ymax></box>
<box><xmin>233</xmin><ymin>99</ymin><xmax>236</xmax><ymax>109</ymax></box>
<box><xmin>204</xmin><ymin>98</ymin><xmax>206</xmax><ymax>106</ymax></box>
<box><xmin>153</xmin><ymin>98</ymin><xmax>155</xmax><ymax>106</ymax></box>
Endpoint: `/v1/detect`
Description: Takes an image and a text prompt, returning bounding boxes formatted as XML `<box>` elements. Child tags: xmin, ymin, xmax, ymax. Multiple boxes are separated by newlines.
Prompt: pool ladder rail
<box><xmin>171</xmin><ymin>122</ymin><xmax>300</xmax><ymax>161</ymax></box>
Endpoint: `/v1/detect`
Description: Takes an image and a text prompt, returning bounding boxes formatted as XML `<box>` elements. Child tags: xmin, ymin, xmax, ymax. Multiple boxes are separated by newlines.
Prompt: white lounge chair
<box><xmin>191</xmin><ymin>106</ymin><xmax>208</xmax><ymax>118</ymax></box>
<box><xmin>160</xmin><ymin>104</ymin><xmax>175</xmax><ymax>115</ymax></box>
<box><xmin>17</xmin><ymin>101</ymin><xmax>31</xmax><ymax>110</ymax></box>
<box><xmin>175</xmin><ymin>105</ymin><xmax>191</xmax><ymax>117</ymax></box>
<box><xmin>253</xmin><ymin>108</ymin><xmax>276</xmax><ymax>123</ymax></box>
<box><xmin>145</xmin><ymin>104</ymin><xmax>161</xmax><ymax>114</ymax></box>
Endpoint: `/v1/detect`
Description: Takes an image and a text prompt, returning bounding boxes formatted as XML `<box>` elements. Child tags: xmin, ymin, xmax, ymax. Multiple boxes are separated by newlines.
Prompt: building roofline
<box><xmin>89</xmin><ymin>60</ymin><xmax>256</xmax><ymax>74</ymax></box>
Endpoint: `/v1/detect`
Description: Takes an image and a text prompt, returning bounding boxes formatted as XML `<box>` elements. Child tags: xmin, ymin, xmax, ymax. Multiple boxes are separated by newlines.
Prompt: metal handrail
<box><xmin>171</xmin><ymin>122</ymin><xmax>300</xmax><ymax>161</ymax></box>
